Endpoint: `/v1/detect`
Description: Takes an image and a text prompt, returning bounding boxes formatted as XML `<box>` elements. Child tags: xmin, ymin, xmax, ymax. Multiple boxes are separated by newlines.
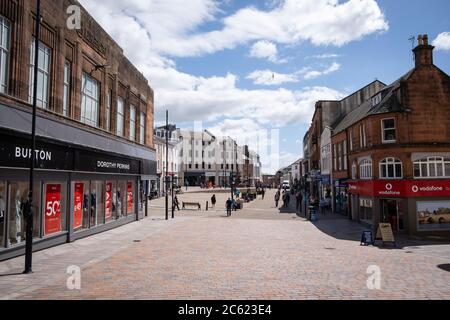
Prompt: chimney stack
<box><xmin>413</xmin><ymin>34</ymin><xmax>434</xmax><ymax>68</ymax></box>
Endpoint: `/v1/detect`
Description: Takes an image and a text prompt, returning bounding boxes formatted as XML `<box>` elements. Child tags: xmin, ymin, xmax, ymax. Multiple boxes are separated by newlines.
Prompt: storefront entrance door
<box><xmin>381</xmin><ymin>199</ymin><xmax>400</xmax><ymax>232</ymax></box>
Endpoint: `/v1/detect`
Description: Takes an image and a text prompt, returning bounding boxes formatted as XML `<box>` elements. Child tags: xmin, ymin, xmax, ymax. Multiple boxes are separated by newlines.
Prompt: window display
<box><xmin>0</xmin><ymin>181</ymin><xmax>5</xmax><ymax>247</ymax></box>
<box><xmin>127</xmin><ymin>181</ymin><xmax>134</xmax><ymax>216</ymax></box>
<box><xmin>117</xmin><ymin>181</ymin><xmax>127</xmax><ymax>217</ymax></box>
<box><xmin>359</xmin><ymin>198</ymin><xmax>373</xmax><ymax>225</ymax></box>
<box><xmin>418</xmin><ymin>201</ymin><xmax>450</xmax><ymax>230</ymax></box>
<box><xmin>105</xmin><ymin>181</ymin><xmax>113</xmax><ymax>222</ymax></box>
<box><xmin>91</xmin><ymin>181</ymin><xmax>105</xmax><ymax>226</ymax></box>
<box><xmin>8</xmin><ymin>182</ymin><xmax>40</xmax><ymax>245</ymax></box>
<box><xmin>44</xmin><ymin>183</ymin><xmax>66</xmax><ymax>236</ymax></box>
<box><xmin>81</xmin><ymin>181</ymin><xmax>90</xmax><ymax>230</ymax></box>
<box><xmin>73</xmin><ymin>182</ymin><xmax>84</xmax><ymax>230</ymax></box>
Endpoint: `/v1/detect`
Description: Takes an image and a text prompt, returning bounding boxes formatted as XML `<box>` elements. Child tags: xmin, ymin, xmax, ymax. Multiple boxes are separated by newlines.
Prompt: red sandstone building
<box><xmin>0</xmin><ymin>0</ymin><xmax>156</xmax><ymax>260</ymax></box>
<box><xmin>331</xmin><ymin>35</ymin><xmax>450</xmax><ymax>237</ymax></box>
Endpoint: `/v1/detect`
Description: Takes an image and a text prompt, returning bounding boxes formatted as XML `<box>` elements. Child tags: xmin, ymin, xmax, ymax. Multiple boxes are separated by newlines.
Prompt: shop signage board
<box><xmin>44</xmin><ymin>184</ymin><xmax>62</xmax><ymax>235</ymax></box>
<box><xmin>75</xmin><ymin>150</ymin><xmax>140</xmax><ymax>175</ymax></box>
<box><xmin>0</xmin><ymin>135</ymin><xmax>73</xmax><ymax>171</ymax></box>
<box><xmin>348</xmin><ymin>180</ymin><xmax>450</xmax><ymax>198</ymax></box>
<box><xmin>375</xmin><ymin>223</ymin><xmax>396</xmax><ymax>246</ymax></box>
<box><xmin>360</xmin><ymin>230</ymin><xmax>374</xmax><ymax>246</ymax></box>
<box><xmin>73</xmin><ymin>183</ymin><xmax>84</xmax><ymax>229</ymax></box>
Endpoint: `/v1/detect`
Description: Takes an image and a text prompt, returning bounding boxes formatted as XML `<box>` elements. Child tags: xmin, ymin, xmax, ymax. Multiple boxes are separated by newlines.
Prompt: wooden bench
<box><xmin>182</xmin><ymin>202</ymin><xmax>201</xmax><ymax>210</ymax></box>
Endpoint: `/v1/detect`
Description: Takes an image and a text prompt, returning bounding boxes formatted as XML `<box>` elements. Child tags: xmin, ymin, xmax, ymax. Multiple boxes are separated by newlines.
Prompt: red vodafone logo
<box><xmin>412</xmin><ymin>185</ymin><xmax>419</xmax><ymax>193</ymax></box>
<box><xmin>385</xmin><ymin>183</ymin><xmax>393</xmax><ymax>191</ymax></box>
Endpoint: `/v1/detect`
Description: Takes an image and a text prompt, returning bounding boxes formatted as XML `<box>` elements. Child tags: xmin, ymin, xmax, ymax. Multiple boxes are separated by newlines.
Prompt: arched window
<box><xmin>380</xmin><ymin>158</ymin><xmax>402</xmax><ymax>179</ymax></box>
<box><xmin>413</xmin><ymin>157</ymin><xmax>450</xmax><ymax>178</ymax></box>
<box><xmin>360</xmin><ymin>159</ymin><xmax>372</xmax><ymax>180</ymax></box>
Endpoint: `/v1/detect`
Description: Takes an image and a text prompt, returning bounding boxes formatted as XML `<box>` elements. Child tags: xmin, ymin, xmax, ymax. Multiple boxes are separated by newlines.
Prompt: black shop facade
<box><xmin>0</xmin><ymin>129</ymin><xmax>156</xmax><ymax>261</ymax></box>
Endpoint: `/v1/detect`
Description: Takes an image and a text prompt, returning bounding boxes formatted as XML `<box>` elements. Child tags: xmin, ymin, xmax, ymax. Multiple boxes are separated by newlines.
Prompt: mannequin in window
<box><xmin>10</xmin><ymin>189</ymin><xmax>23</xmax><ymax>244</ymax></box>
<box><xmin>117</xmin><ymin>190</ymin><xmax>122</xmax><ymax>217</ymax></box>
<box><xmin>90</xmin><ymin>192</ymin><xmax>96</xmax><ymax>225</ymax></box>
<box><xmin>83</xmin><ymin>193</ymin><xmax>89</xmax><ymax>228</ymax></box>
<box><xmin>0</xmin><ymin>192</ymin><xmax>5</xmax><ymax>222</ymax></box>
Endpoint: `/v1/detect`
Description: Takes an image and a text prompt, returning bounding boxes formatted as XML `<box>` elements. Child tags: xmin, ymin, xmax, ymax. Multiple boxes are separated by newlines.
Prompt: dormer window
<box><xmin>371</xmin><ymin>93</ymin><xmax>382</xmax><ymax>107</ymax></box>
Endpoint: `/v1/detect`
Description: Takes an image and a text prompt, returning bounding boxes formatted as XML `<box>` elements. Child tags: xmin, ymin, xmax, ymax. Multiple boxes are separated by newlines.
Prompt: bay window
<box><xmin>29</xmin><ymin>38</ymin><xmax>51</xmax><ymax>108</ymax></box>
<box><xmin>0</xmin><ymin>16</ymin><xmax>10</xmax><ymax>93</ymax></box>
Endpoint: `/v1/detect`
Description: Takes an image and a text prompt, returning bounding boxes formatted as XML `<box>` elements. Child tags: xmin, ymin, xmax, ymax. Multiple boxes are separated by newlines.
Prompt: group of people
<box><xmin>274</xmin><ymin>189</ymin><xmax>291</xmax><ymax>208</ymax></box>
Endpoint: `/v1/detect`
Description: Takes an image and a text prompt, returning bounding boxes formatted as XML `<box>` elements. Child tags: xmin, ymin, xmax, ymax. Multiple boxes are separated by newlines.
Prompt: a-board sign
<box><xmin>360</xmin><ymin>230</ymin><xmax>374</xmax><ymax>246</ymax></box>
<box><xmin>375</xmin><ymin>223</ymin><xmax>396</xmax><ymax>246</ymax></box>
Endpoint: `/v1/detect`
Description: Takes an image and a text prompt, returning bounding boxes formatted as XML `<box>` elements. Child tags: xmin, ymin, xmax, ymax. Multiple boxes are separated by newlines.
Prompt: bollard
<box><xmin>206</xmin><ymin>201</ymin><xmax>209</xmax><ymax>211</ymax></box>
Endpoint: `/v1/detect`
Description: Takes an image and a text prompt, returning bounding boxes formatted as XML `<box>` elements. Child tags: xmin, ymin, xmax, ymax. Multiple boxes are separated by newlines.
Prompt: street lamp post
<box><xmin>24</xmin><ymin>0</ymin><xmax>41</xmax><ymax>274</ymax></box>
<box><xmin>165</xmin><ymin>110</ymin><xmax>169</xmax><ymax>221</ymax></box>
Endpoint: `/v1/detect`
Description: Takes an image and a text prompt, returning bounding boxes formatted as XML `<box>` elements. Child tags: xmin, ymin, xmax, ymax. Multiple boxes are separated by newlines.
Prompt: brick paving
<box><xmin>1</xmin><ymin>190</ymin><xmax>450</xmax><ymax>300</ymax></box>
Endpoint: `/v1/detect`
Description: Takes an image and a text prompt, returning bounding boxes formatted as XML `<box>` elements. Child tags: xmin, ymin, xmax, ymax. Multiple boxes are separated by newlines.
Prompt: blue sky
<box><xmin>81</xmin><ymin>0</ymin><xmax>450</xmax><ymax>173</ymax></box>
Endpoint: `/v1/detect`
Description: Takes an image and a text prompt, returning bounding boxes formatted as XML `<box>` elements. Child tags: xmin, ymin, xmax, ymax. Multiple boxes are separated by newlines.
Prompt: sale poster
<box><xmin>45</xmin><ymin>184</ymin><xmax>62</xmax><ymax>235</ymax></box>
<box><xmin>127</xmin><ymin>182</ymin><xmax>133</xmax><ymax>213</ymax></box>
<box><xmin>73</xmin><ymin>183</ymin><xmax>84</xmax><ymax>229</ymax></box>
<box><xmin>105</xmin><ymin>182</ymin><xmax>112</xmax><ymax>220</ymax></box>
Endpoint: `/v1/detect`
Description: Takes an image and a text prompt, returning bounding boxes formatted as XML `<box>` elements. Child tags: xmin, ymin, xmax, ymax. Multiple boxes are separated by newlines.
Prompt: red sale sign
<box><xmin>105</xmin><ymin>182</ymin><xmax>112</xmax><ymax>219</ymax></box>
<box><xmin>73</xmin><ymin>183</ymin><xmax>84</xmax><ymax>229</ymax></box>
<box><xmin>45</xmin><ymin>184</ymin><xmax>62</xmax><ymax>235</ymax></box>
<box><xmin>127</xmin><ymin>182</ymin><xmax>133</xmax><ymax>213</ymax></box>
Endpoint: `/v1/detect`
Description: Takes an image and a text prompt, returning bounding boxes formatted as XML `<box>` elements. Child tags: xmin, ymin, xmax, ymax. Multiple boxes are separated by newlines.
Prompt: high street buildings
<box><xmin>302</xmin><ymin>34</ymin><xmax>450</xmax><ymax>238</ymax></box>
<box><xmin>0</xmin><ymin>0</ymin><xmax>156</xmax><ymax>260</ymax></box>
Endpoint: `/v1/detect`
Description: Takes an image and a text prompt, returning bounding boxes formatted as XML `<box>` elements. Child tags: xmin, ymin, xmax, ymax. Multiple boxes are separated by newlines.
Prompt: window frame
<box><xmin>63</xmin><ymin>61</ymin><xmax>71</xmax><ymax>117</ymax></box>
<box><xmin>28</xmin><ymin>37</ymin><xmax>51</xmax><ymax>109</ymax></box>
<box><xmin>116</xmin><ymin>97</ymin><xmax>125</xmax><ymax>137</ymax></box>
<box><xmin>359</xmin><ymin>159</ymin><xmax>373</xmax><ymax>180</ymax></box>
<box><xmin>129</xmin><ymin>104</ymin><xmax>136</xmax><ymax>141</ymax></box>
<box><xmin>139</xmin><ymin>112</ymin><xmax>146</xmax><ymax>144</ymax></box>
<box><xmin>381</xmin><ymin>118</ymin><xmax>396</xmax><ymax>144</ymax></box>
<box><xmin>80</xmin><ymin>73</ymin><xmax>100</xmax><ymax>127</ymax></box>
<box><xmin>413</xmin><ymin>156</ymin><xmax>450</xmax><ymax>179</ymax></box>
<box><xmin>379</xmin><ymin>157</ymin><xmax>403</xmax><ymax>179</ymax></box>
<box><xmin>0</xmin><ymin>15</ymin><xmax>11</xmax><ymax>94</ymax></box>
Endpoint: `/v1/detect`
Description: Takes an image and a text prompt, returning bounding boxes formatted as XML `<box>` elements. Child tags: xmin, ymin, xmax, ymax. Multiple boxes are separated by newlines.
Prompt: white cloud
<box><xmin>432</xmin><ymin>32</ymin><xmax>450</xmax><ymax>51</ymax></box>
<box><xmin>308</xmin><ymin>53</ymin><xmax>341</xmax><ymax>59</ymax></box>
<box><xmin>247</xmin><ymin>69</ymin><xmax>299</xmax><ymax>85</ymax></box>
<box><xmin>81</xmin><ymin>0</ymin><xmax>388</xmax><ymax>59</ymax></box>
<box><xmin>302</xmin><ymin>62</ymin><xmax>341</xmax><ymax>80</ymax></box>
<box><xmin>249</xmin><ymin>40</ymin><xmax>287</xmax><ymax>64</ymax></box>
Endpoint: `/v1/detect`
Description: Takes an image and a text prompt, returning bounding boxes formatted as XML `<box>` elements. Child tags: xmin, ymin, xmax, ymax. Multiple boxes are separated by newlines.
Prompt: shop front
<box><xmin>0</xmin><ymin>130</ymin><xmax>156</xmax><ymax>261</ymax></box>
<box><xmin>333</xmin><ymin>179</ymin><xmax>349</xmax><ymax>216</ymax></box>
<box><xmin>348</xmin><ymin>179</ymin><xmax>450</xmax><ymax>237</ymax></box>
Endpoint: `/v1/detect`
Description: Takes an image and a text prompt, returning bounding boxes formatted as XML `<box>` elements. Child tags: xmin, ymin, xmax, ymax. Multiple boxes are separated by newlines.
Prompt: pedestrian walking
<box><xmin>282</xmin><ymin>191</ymin><xmax>286</xmax><ymax>208</ymax></box>
<box><xmin>173</xmin><ymin>196</ymin><xmax>180</xmax><ymax>211</ymax></box>
<box><xmin>211</xmin><ymin>194</ymin><xmax>217</xmax><ymax>208</ymax></box>
<box><xmin>285</xmin><ymin>192</ymin><xmax>290</xmax><ymax>208</ymax></box>
<box><xmin>261</xmin><ymin>188</ymin><xmax>265</xmax><ymax>200</ymax></box>
<box><xmin>295</xmin><ymin>191</ymin><xmax>302</xmax><ymax>211</ymax></box>
<box><xmin>226</xmin><ymin>198</ymin><xmax>233</xmax><ymax>217</ymax></box>
<box><xmin>274</xmin><ymin>190</ymin><xmax>280</xmax><ymax>208</ymax></box>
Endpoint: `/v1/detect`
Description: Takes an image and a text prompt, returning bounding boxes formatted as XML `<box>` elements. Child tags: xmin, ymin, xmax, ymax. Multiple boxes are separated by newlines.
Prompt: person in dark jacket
<box><xmin>211</xmin><ymin>194</ymin><xmax>217</xmax><ymax>208</ymax></box>
<box><xmin>226</xmin><ymin>198</ymin><xmax>233</xmax><ymax>217</ymax></box>
<box><xmin>274</xmin><ymin>191</ymin><xmax>280</xmax><ymax>208</ymax></box>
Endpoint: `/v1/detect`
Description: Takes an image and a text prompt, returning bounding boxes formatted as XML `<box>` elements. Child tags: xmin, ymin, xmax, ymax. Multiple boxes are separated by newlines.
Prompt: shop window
<box><xmin>63</xmin><ymin>62</ymin><xmax>71</xmax><ymax>116</ymax></box>
<box><xmin>126</xmin><ymin>181</ymin><xmax>134</xmax><ymax>216</ymax></box>
<box><xmin>116</xmin><ymin>97</ymin><xmax>125</xmax><ymax>136</ymax></box>
<box><xmin>106</xmin><ymin>89</ymin><xmax>112</xmax><ymax>131</ymax></box>
<box><xmin>381</xmin><ymin>118</ymin><xmax>396</xmax><ymax>143</ymax></box>
<box><xmin>0</xmin><ymin>181</ymin><xmax>5</xmax><ymax>247</ymax></box>
<box><xmin>417</xmin><ymin>201</ymin><xmax>450</xmax><ymax>230</ymax></box>
<box><xmin>413</xmin><ymin>157</ymin><xmax>450</xmax><ymax>178</ymax></box>
<box><xmin>0</xmin><ymin>16</ymin><xmax>11</xmax><ymax>93</ymax></box>
<box><xmin>360</xmin><ymin>160</ymin><xmax>372</xmax><ymax>180</ymax></box>
<box><xmin>43</xmin><ymin>183</ymin><xmax>67</xmax><ymax>236</ymax></box>
<box><xmin>105</xmin><ymin>181</ymin><xmax>114</xmax><ymax>223</ymax></box>
<box><xmin>81</xmin><ymin>73</ymin><xmax>100</xmax><ymax>127</ymax></box>
<box><xmin>7</xmin><ymin>182</ymin><xmax>40</xmax><ymax>245</ymax></box>
<box><xmin>116</xmin><ymin>181</ymin><xmax>127</xmax><ymax>218</ymax></box>
<box><xmin>359</xmin><ymin>198</ymin><xmax>373</xmax><ymax>225</ymax></box>
<box><xmin>90</xmin><ymin>181</ymin><xmax>105</xmax><ymax>227</ymax></box>
<box><xmin>380</xmin><ymin>158</ymin><xmax>402</xmax><ymax>179</ymax></box>
<box><xmin>28</xmin><ymin>38</ymin><xmax>51</xmax><ymax>109</ymax></box>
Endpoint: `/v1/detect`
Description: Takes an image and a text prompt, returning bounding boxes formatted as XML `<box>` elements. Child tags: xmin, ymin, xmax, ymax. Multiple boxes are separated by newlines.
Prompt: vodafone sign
<box><xmin>348</xmin><ymin>179</ymin><xmax>450</xmax><ymax>198</ymax></box>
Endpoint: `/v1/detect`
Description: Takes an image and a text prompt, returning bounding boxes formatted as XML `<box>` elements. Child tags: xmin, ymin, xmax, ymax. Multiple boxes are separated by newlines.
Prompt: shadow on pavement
<box><xmin>0</xmin><ymin>272</ymin><xmax>23</xmax><ymax>277</ymax></box>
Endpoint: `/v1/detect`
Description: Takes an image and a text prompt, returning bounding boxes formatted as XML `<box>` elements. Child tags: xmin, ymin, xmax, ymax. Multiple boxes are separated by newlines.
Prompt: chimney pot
<box><xmin>418</xmin><ymin>34</ymin><xmax>423</xmax><ymax>45</ymax></box>
<box><xmin>423</xmin><ymin>34</ymin><xmax>429</xmax><ymax>45</ymax></box>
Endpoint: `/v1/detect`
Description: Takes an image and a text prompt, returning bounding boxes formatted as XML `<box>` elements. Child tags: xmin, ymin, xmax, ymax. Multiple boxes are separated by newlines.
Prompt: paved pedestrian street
<box><xmin>1</xmin><ymin>190</ymin><xmax>449</xmax><ymax>300</ymax></box>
